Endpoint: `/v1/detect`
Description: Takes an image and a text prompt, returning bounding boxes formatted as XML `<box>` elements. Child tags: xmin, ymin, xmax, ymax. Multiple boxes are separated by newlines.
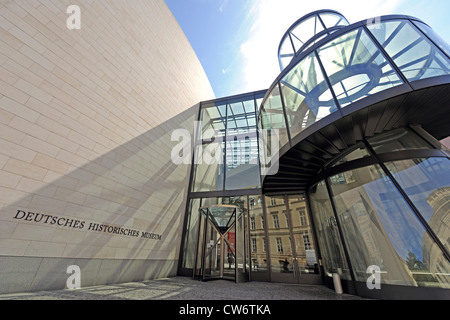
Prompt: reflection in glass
<box><xmin>326</xmin><ymin>143</ymin><xmax>370</xmax><ymax>168</ymax></box>
<box><xmin>225</xmin><ymin>98</ymin><xmax>261</xmax><ymax>190</ymax></box>
<box><xmin>368</xmin><ymin>20</ymin><xmax>450</xmax><ymax>82</ymax></box>
<box><xmin>318</xmin><ymin>28</ymin><xmax>403</xmax><ymax>107</ymax></box>
<box><xmin>309</xmin><ymin>181</ymin><xmax>352</xmax><ymax>279</ymax></box>
<box><xmin>192</xmin><ymin>142</ymin><xmax>225</xmax><ymax>192</ymax></box>
<box><xmin>226</xmin><ymin>99</ymin><xmax>257</xmax><ymax>135</ymax></box>
<box><xmin>288</xmin><ymin>195</ymin><xmax>319</xmax><ymax>275</ymax></box>
<box><xmin>367</xmin><ymin>128</ymin><xmax>431</xmax><ymax>154</ymax></box>
<box><xmin>265</xmin><ymin>196</ymin><xmax>293</xmax><ymax>274</ymax></box>
<box><xmin>199</xmin><ymin>102</ymin><xmax>227</xmax><ymax>139</ymax></box>
<box><xmin>182</xmin><ymin>199</ymin><xmax>201</xmax><ymax>269</ymax></box>
<box><xmin>260</xmin><ymin>85</ymin><xmax>289</xmax><ymax>148</ymax></box>
<box><xmin>281</xmin><ymin>51</ymin><xmax>338</xmax><ymax>137</ymax></box>
<box><xmin>192</xmin><ymin>93</ymin><xmax>265</xmax><ymax>192</ymax></box>
<box><xmin>330</xmin><ymin>165</ymin><xmax>450</xmax><ymax>287</ymax></box>
<box><xmin>249</xmin><ymin>195</ymin><xmax>269</xmax><ymax>276</ymax></box>
<box><xmin>412</xmin><ymin>20</ymin><xmax>450</xmax><ymax>58</ymax></box>
<box><xmin>385</xmin><ymin>157</ymin><xmax>450</xmax><ymax>252</ymax></box>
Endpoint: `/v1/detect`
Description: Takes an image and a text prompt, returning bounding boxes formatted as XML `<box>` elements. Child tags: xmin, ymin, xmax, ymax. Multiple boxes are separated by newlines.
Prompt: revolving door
<box><xmin>194</xmin><ymin>205</ymin><xmax>249</xmax><ymax>282</ymax></box>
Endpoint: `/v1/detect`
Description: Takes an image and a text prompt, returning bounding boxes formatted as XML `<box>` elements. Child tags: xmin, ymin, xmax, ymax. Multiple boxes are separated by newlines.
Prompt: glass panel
<box><xmin>265</xmin><ymin>196</ymin><xmax>294</xmax><ymax>274</ymax></box>
<box><xmin>291</xmin><ymin>15</ymin><xmax>324</xmax><ymax>49</ymax></box>
<box><xmin>225</xmin><ymin>136</ymin><xmax>261</xmax><ymax>190</ymax></box>
<box><xmin>249</xmin><ymin>195</ymin><xmax>269</xmax><ymax>276</ymax></box>
<box><xmin>368</xmin><ymin>20</ymin><xmax>450</xmax><ymax>82</ymax></box>
<box><xmin>281</xmin><ymin>51</ymin><xmax>338</xmax><ymax>137</ymax></box>
<box><xmin>192</xmin><ymin>141</ymin><xmax>225</xmax><ymax>192</ymax></box>
<box><xmin>319</xmin><ymin>12</ymin><xmax>349</xmax><ymax>28</ymax></box>
<box><xmin>181</xmin><ymin>199</ymin><xmax>201</xmax><ymax>269</ymax></box>
<box><xmin>412</xmin><ymin>21</ymin><xmax>450</xmax><ymax>58</ymax></box>
<box><xmin>280</xmin><ymin>55</ymin><xmax>294</xmax><ymax>71</ymax></box>
<box><xmin>330</xmin><ymin>164</ymin><xmax>450</xmax><ymax>288</ymax></box>
<box><xmin>326</xmin><ymin>143</ymin><xmax>370</xmax><ymax>168</ymax></box>
<box><xmin>199</xmin><ymin>102</ymin><xmax>227</xmax><ymax>140</ymax></box>
<box><xmin>207</xmin><ymin>205</ymin><xmax>236</xmax><ymax>231</ymax></box>
<box><xmin>385</xmin><ymin>157</ymin><xmax>450</xmax><ymax>252</ymax></box>
<box><xmin>367</xmin><ymin>128</ymin><xmax>431</xmax><ymax>154</ymax></box>
<box><xmin>225</xmin><ymin>98</ymin><xmax>261</xmax><ymax>190</ymax></box>
<box><xmin>280</xmin><ymin>37</ymin><xmax>295</xmax><ymax>56</ymax></box>
<box><xmin>318</xmin><ymin>28</ymin><xmax>403</xmax><ymax>107</ymax></box>
<box><xmin>260</xmin><ymin>85</ymin><xmax>289</xmax><ymax>148</ymax></box>
<box><xmin>224</xmin><ymin>196</ymin><xmax>249</xmax><ymax>278</ymax></box>
<box><xmin>288</xmin><ymin>195</ymin><xmax>320</xmax><ymax>275</ymax></box>
<box><xmin>201</xmin><ymin>211</ymin><xmax>222</xmax><ymax>279</ymax></box>
<box><xmin>235</xmin><ymin>199</ymin><xmax>250</xmax><ymax>278</ymax></box>
<box><xmin>255</xmin><ymin>92</ymin><xmax>265</xmax><ymax>115</ymax></box>
<box><xmin>280</xmin><ymin>36</ymin><xmax>295</xmax><ymax>69</ymax></box>
<box><xmin>289</xmin><ymin>33</ymin><xmax>303</xmax><ymax>55</ymax></box>
<box><xmin>227</xmin><ymin>99</ymin><xmax>257</xmax><ymax>134</ymax></box>
<box><xmin>309</xmin><ymin>181</ymin><xmax>351</xmax><ymax>279</ymax></box>
<box><xmin>223</xmin><ymin>223</ymin><xmax>236</xmax><ymax>279</ymax></box>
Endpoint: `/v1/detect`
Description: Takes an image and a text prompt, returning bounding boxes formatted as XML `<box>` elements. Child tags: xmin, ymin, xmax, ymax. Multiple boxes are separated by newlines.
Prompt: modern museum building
<box><xmin>0</xmin><ymin>1</ymin><xmax>449</xmax><ymax>300</ymax></box>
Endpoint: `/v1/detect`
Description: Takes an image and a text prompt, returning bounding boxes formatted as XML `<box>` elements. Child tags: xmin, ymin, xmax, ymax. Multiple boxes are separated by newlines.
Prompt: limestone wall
<box><xmin>0</xmin><ymin>0</ymin><xmax>214</xmax><ymax>293</ymax></box>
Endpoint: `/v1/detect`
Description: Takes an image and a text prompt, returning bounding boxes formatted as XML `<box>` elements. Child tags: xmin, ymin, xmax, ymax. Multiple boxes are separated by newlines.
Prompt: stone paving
<box><xmin>0</xmin><ymin>276</ymin><xmax>365</xmax><ymax>300</ymax></box>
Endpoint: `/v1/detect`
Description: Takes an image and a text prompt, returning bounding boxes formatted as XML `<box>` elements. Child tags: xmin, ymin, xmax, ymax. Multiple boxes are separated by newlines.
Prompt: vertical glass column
<box><xmin>383</xmin><ymin>157</ymin><xmax>450</xmax><ymax>253</ymax></box>
<box><xmin>287</xmin><ymin>195</ymin><xmax>320</xmax><ymax>275</ymax></box>
<box><xmin>329</xmin><ymin>164</ymin><xmax>450</xmax><ymax>288</ymax></box>
<box><xmin>265</xmin><ymin>195</ymin><xmax>294</xmax><ymax>276</ymax></box>
<box><xmin>225</xmin><ymin>98</ymin><xmax>261</xmax><ymax>190</ymax></box>
<box><xmin>181</xmin><ymin>199</ymin><xmax>201</xmax><ymax>270</ymax></box>
<box><xmin>260</xmin><ymin>85</ymin><xmax>290</xmax><ymax>148</ymax></box>
<box><xmin>249</xmin><ymin>195</ymin><xmax>269</xmax><ymax>280</ymax></box>
<box><xmin>192</xmin><ymin>103</ymin><xmax>226</xmax><ymax>192</ymax></box>
<box><xmin>309</xmin><ymin>181</ymin><xmax>352</xmax><ymax>280</ymax></box>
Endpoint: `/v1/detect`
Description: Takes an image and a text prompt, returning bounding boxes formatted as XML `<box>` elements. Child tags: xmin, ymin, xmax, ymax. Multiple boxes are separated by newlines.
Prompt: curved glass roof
<box><xmin>261</xmin><ymin>13</ymin><xmax>450</xmax><ymax>174</ymax></box>
<box><xmin>278</xmin><ymin>10</ymin><xmax>349</xmax><ymax>71</ymax></box>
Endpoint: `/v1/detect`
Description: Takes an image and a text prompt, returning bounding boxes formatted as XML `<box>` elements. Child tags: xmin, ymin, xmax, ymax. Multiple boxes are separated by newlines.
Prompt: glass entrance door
<box><xmin>265</xmin><ymin>195</ymin><xmax>322</xmax><ymax>284</ymax></box>
<box><xmin>195</xmin><ymin>205</ymin><xmax>242</xmax><ymax>282</ymax></box>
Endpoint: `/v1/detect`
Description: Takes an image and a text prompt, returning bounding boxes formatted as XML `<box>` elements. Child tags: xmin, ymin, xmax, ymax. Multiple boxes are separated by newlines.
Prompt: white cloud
<box><xmin>239</xmin><ymin>0</ymin><xmax>406</xmax><ymax>93</ymax></box>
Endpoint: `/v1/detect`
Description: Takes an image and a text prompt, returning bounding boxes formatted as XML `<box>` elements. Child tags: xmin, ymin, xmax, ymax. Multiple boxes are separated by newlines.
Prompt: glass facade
<box><xmin>368</xmin><ymin>20</ymin><xmax>450</xmax><ymax>82</ymax></box>
<box><xmin>308</xmin><ymin>128</ymin><xmax>450</xmax><ymax>289</ymax></box>
<box><xmin>309</xmin><ymin>181</ymin><xmax>352</xmax><ymax>280</ymax></box>
<box><xmin>179</xmin><ymin>10</ymin><xmax>450</xmax><ymax>298</ymax></box>
<box><xmin>181</xmin><ymin>91</ymin><xmax>320</xmax><ymax>284</ymax></box>
<box><xmin>248</xmin><ymin>195</ymin><xmax>269</xmax><ymax>279</ymax></box>
<box><xmin>191</xmin><ymin>92</ymin><xmax>264</xmax><ymax>192</ymax></box>
<box><xmin>317</xmin><ymin>28</ymin><xmax>403</xmax><ymax>107</ymax></box>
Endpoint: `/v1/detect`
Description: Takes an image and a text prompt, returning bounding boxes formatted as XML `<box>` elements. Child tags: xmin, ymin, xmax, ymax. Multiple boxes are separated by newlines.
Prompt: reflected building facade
<box><xmin>179</xmin><ymin>10</ymin><xmax>450</xmax><ymax>299</ymax></box>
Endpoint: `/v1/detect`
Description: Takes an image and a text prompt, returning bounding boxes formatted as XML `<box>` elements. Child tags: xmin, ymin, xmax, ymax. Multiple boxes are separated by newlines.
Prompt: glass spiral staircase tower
<box><xmin>259</xmin><ymin>10</ymin><xmax>450</xmax><ymax>299</ymax></box>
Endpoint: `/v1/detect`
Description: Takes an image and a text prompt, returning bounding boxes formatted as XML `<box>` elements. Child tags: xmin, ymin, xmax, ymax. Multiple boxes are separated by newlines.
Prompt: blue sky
<box><xmin>165</xmin><ymin>0</ymin><xmax>450</xmax><ymax>99</ymax></box>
